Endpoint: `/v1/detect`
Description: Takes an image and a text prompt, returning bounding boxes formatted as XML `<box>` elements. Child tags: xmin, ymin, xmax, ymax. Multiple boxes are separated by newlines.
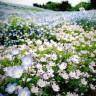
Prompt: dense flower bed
<box><xmin>0</xmin><ymin>19</ymin><xmax>96</xmax><ymax>96</ymax></box>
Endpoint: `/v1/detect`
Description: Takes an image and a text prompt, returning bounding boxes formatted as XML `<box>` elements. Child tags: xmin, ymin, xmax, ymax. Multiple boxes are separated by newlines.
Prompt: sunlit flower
<box><xmin>59</xmin><ymin>71</ymin><xmax>69</xmax><ymax>79</ymax></box>
<box><xmin>22</xmin><ymin>55</ymin><xmax>33</xmax><ymax>68</ymax></box>
<box><xmin>69</xmin><ymin>70</ymin><xmax>82</xmax><ymax>79</ymax></box>
<box><xmin>51</xmin><ymin>53</ymin><xmax>57</xmax><ymax>61</ymax></box>
<box><xmin>37</xmin><ymin>79</ymin><xmax>47</xmax><ymax>88</ymax></box>
<box><xmin>58</xmin><ymin>62</ymin><xmax>67</xmax><ymax>70</ymax></box>
<box><xmin>81</xmin><ymin>78</ymin><xmax>87</xmax><ymax>85</ymax></box>
<box><xmin>90</xmin><ymin>84</ymin><xmax>96</xmax><ymax>90</ymax></box>
<box><xmin>5</xmin><ymin>83</ymin><xmax>17</xmax><ymax>94</ymax></box>
<box><xmin>52</xmin><ymin>82</ymin><xmax>60</xmax><ymax>92</ymax></box>
<box><xmin>31</xmin><ymin>86</ymin><xmax>39</xmax><ymax>94</ymax></box>
<box><xmin>68</xmin><ymin>55</ymin><xmax>80</xmax><ymax>64</ymax></box>
<box><xmin>11</xmin><ymin>48</ymin><xmax>20</xmax><ymax>56</ymax></box>
<box><xmin>66</xmin><ymin>92</ymin><xmax>79</xmax><ymax>96</ymax></box>
<box><xmin>18</xmin><ymin>87</ymin><xmax>31</xmax><ymax>96</ymax></box>
<box><xmin>4</xmin><ymin>66</ymin><xmax>24</xmax><ymax>78</ymax></box>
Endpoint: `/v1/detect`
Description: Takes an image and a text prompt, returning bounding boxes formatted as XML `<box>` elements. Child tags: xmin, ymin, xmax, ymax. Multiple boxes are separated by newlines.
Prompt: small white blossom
<box><xmin>66</xmin><ymin>92</ymin><xmax>79</xmax><ymax>96</ymax></box>
<box><xmin>5</xmin><ymin>83</ymin><xmax>17</xmax><ymax>94</ymax></box>
<box><xmin>51</xmin><ymin>53</ymin><xmax>57</xmax><ymax>61</ymax></box>
<box><xmin>18</xmin><ymin>87</ymin><xmax>31</xmax><ymax>96</ymax></box>
<box><xmin>58</xmin><ymin>62</ymin><xmax>67</xmax><ymax>70</ymax></box>
<box><xmin>52</xmin><ymin>82</ymin><xmax>60</xmax><ymax>92</ymax></box>
<box><xmin>37</xmin><ymin>79</ymin><xmax>47</xmax><ymax>88</ymax></box>
<box><xmin>4</xmin><ymin>66</ymin><xmax>24</xmax><ymax>78</ymax></box>
<box><xmin>11</xmin><ymin>48</ymin><xmax>20</xmax><ymax>56</ymax></box>
<box><xmin>90</xmin><ymin>84</ymin><xmax>96</xmax><ymax>90</ymax></box>
<box><xmin>22</xmin><ymin>55</ymin><xmax>33</xmax><ymax>68</ymax></box>
<box><xmin>81</xmin><ymin>78</ymin><xmax>87</xmax><ymax>85</ymax></box>
<box><xmin>31</xmin><ymin>86</ymin><xmax>39</xmax><ymax>94</ymax></box>
<box><xmin>68</xmin><ymin>55</ymin><xmax>80</xmax><ymax>64</ymax></box>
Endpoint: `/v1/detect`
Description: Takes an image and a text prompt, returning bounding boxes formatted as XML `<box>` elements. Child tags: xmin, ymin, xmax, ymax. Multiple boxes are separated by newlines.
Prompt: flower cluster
<box><xmin>0</xmin><ymin>18</ymin><xmax>96</xmax><ymax>96</ymax></box>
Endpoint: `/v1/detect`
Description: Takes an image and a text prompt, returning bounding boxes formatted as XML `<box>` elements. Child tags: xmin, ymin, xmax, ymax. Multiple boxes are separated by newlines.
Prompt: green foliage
<box><xmin>77</xmin><ymin>19</ymin><xmax>96</xmax><ymax>31</ymax></box>
<box><xmin>72</xmin><ymin>2</ymin><xmax>91</xmax><ymax>11</ymax></box>
<box><xmin>34</xmin><ymin>1</ymin><xmax>72</xmax><ymax>11</ymax></box>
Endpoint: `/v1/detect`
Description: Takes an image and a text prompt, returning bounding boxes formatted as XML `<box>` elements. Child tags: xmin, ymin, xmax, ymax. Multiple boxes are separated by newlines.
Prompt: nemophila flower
<box><xmin>81</xmin><ymin>78</ymin><xmax>87</xmax><ymax>86</ymax></box>
<box><xmin>42</xmin><ymin>73</ymin><xmax>49</xmax><ymax>80</ymax></box>
<box><xmin>52</xmin><ymin>82</ymin><xmax>60</xmax><ymax>92</ymax></box>
<box><xmin>58</xmin><ymin>62</ymin><xmax>67</xmax><ymax>70</ymax></box>
<box><xmin>36</xmin><ymin>40</ymin><xmax>42</xmax><ymax>45</ymax></box>
<box><xmin>66</xmin><ymin>92</ymin><xmax>79</xmax><ymax>96</ymax></box>
<box><xmin>18</xmin><ymin>87</ymin><xmax>31</xmax><ymax>96</ymax></box>
<box><xmin>5</xmin><ymin>83</ymin><xmax>17</xmax><ymax>94</ymax></box>
<box><xmin>90</xmin><ymin>84</ymin><xmax>96</xmax><ymax>90</ymax></box>
<box><xmin>40</xmin><ymin>57</ymin><xmax>46</xmax><ymax>62</ymax></box>
<box><xmin>22</xmin><ymin>55</ymin><xmax>33</xmax><ymax>69</ymax></box>
<box><xmin>31</xmin><ymin>86</ymin><xmax>39</xmax><ymax>94</ymax></box>
<box><xmin>48</xmin><ymin>61</ymin><xmax>55</xmax><ymax>67</ymax></box>
<box><xmin>68</xmin><ymin>55</ymin><xmax>80</xmax><ymax>64</ymax></box>
<box><xmin>47</xmin><ymin>67</ymin><xmax>54</xmax><ymax>77</ymax></box>
<box><xmin>37</xmin><ymin>79</ymin><xmax>47</xmax><ymax>88</ymax></box>
<box><xmin>59</xmin><ymin>71</ymin><xmax>69</xmax><ymax>79</ymax></box>
<box><xmin>0</xmin><ymin>93</ymin><xmax>3</xmax><ymax>96</ymax></box>
<box><xmin>4</xmin><ymin>66</ymin><xmax>24</xmax><ymax>78</ymax></box>
<box><xmin>69</xmin><ymin>70</ymin><xmax>82</xmax><ymax>79</ymax></box>
<box><xmin>51</xmin><ymin>53</ymin><xmax>57</xmax><ymax>61</ymax></box>
<box><xmin>11</xmin><ymin>48</ymin><xmax>20</xmax><ymax>56</ymax></box>
<box><xmin>5</xmin><ymin>54</ymin><xmax>13</xmax><ymax>60</ymax></box>
<box><xmin>89</xmin><ymin>61</ymin><xmax>96</xmax><ymax>73</ymax></box>
<box><xmin>15</xmin><ymin>85</ymin><xmax>22</xmax><ymax>94</ymax></box>
<box><xmin>38</xmin><ymin>45</ymin><xmax>44</xmax><ymax>51</ymax></box>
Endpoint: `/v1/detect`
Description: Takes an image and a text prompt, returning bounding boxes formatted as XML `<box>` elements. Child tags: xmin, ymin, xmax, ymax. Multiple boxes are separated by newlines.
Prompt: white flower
<box><xmin>52</xmin><ymin>82</ymin><xmax>60</xmax><ymax>92</ymax></box>
<box><xmin>58</xmin><ymin>62</ymin><xmax>67</xmax><ymax>70</ymax></box>
<box><xmin>40</xmin><ymin>57</ymin><xmax>46</xmax><ymax>62</ymax></box>
<box><xmin>90</xmin><ymin>84</ymin><xmax>96</xmax><ymax>90</ymax></box>
<box><xmin>22</xmin><ymin>55</ymin><xmax>33</xmax><ymax>68</ymax></box>
<box><xmin>4</xmin><ymin>66</ymin><xmax>24</xmax><ymax>78</ymax></box>
<box><xmin>68</xmin><ymin>55</ymin><xmax>80</xmax><ymax>64</ymax></box>
<box><xmin>42</xmin><ymin>73</ymin><xmax>49</xmax><ymax>80</ymax></box>
<box><xmin>47</xmin><ymin>68</ymin><xmax>54</xmax><ymax>78</ymax></box>
<box><xmin>36</xmin><ymin>63</ymin><xmax>42</xmax><ymax>69</ymax></box>
<box><xmin>59</xmin><ymin>71</ymin><xmax>69</xmax><ymax>79</ymax></box>
<box><xmin>51</xmin><ymin>53</ymin><xmax>57</xmax><ymax>61</ymax></box>
<box><xmin>48</xmin><ymin>61</ymin><xmax>55</xmax><ymax>67</ymax></box>
<box><xmin>66</xmin><ymin>92</ymin><xmax>79</xmax><ymax>96</ymax></box>
<box><xmin>18</xmin><ymin>87</ymin><xmax>31</xmax><ymax>96</ymax></box>
<box><xmin>31</xmin><ymin>86</ymin><xmax>39</xmax><ymax>94</ymax></box>
<box><xmin>5</xmin><ymin>54</ymin><xmax>13</xmax><ymax>60</ymax></box>
<box><xmin>81</xmin><ymin>78</ymin><xmax>87</xmax><ymax>85</ymax></box>
<box><xmin>11</xmin><ymin>48</ymin><xmax>20</xmax><ymax>56</ymax></box>
<box><xmin>69</xmin><ymin>70</ymin><xmax>82</xmax><ymax>79</ymax></box>
<box><xmin>38</xmin><ymin>45</ymin><xmax>44</xmax><ymax>51</ymax></box>
<box><xmin>5</xmin><ymin>83</ymin><xmax>17</xmax><ymax>94</ymax></box>
<box><xmin>36</xmin><ymin>40</ymin><xmax>42</xmax><ymax>45</ymax></box>
<box><xmin>37</xmin><ymin>79</ymin><xmax>47</xmax><ymax>88</ymax></box>
<box><xmin>15</xmin><ymin>85</ymin><xmax>22</xmax><ymax>94</ymax></box>
<box><xmin>89</xmin><ymin>62</ymin><xmax>96</xmax><ymax>73</ymax></box>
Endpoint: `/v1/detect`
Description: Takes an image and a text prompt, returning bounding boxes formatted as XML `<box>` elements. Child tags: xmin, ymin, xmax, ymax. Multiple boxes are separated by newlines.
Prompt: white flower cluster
<box><xmin>0</xmin><ymin>22</ymin><xmax>96</xmax><ymax>96</ymax></box>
